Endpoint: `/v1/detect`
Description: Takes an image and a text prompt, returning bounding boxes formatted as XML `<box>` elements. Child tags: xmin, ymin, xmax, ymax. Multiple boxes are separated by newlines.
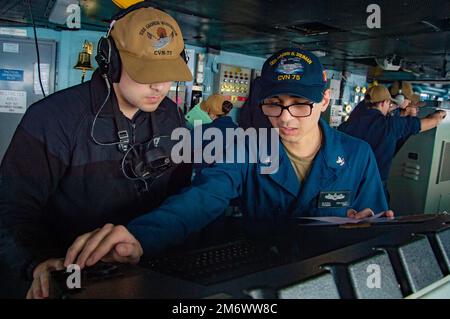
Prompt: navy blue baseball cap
<box><xmin>259</xmin><ymin>48</ymin><xmax>327</xmax><ymax>103</ymax></box>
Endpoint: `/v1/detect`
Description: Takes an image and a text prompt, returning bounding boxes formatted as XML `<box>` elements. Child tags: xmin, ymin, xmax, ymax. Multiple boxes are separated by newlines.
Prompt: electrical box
<box><xmin>322</xmin><ymin>104</ymin><xmax>344</xmax><ymax>128</ymax></box>
<box><xmin>213</xmin><ymin>63</ymin><xmax>252</xmax><ymax>108</ymax></box>
<box><xmin>388</xmin><ymin>103</ymin><xmax>450</xmax><ymax>215</ymax></box>
<box><xmin>0</xmin><ymin>36</ymin><xmax>57</xmax><ymax>162</ymax></box>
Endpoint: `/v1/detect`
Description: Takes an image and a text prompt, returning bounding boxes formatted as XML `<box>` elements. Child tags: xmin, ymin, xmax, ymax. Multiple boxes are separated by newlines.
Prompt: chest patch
<box><xmin>318</xmin><ymin>191</ymin><xmax>351</xmax><ymax>208</ymax></box>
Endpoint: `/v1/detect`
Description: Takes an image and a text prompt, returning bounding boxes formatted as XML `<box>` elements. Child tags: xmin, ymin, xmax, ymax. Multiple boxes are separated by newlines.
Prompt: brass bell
<box><xmin>74</xmin><ymin>41</ymin><xmax>94</xmax><ymax>82</ymax></box>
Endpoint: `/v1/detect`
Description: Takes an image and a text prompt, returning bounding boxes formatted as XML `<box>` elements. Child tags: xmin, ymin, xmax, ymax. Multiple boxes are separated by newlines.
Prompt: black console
<box><xmin>49</xmin><ymin>213</ymin><xmax>450</xmax><ymax>299</ymax></box>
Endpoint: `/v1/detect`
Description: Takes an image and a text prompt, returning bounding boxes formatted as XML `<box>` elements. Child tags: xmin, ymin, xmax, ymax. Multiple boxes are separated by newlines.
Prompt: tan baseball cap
<box><xmin>200</xmin><ymin>94</ymin><xmax>229</xmax><ymax>115</ymax></box>
<box><xmin>368</xmin><ymin>85</ymin><xmax>398</xmax><ymax>103</ymax></box>
<box><xmin>390</xmin><ymin>81</ymin><xmax>414</xmax><ymax>100</ymax></box>
<box><xmin>110</xmin><ymin>7</ymin><xmax>193</xmax><ymax>84</ymax></box>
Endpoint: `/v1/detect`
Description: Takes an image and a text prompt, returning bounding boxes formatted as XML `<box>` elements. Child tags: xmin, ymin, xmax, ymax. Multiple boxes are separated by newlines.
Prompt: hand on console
<box><xmin>64</xmin><ymin>223</ymin><xmax>143</xmax><ymax>269</ymax></box>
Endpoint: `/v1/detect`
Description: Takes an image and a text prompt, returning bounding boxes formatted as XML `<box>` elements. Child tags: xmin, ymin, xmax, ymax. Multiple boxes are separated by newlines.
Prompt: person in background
<box><xmin>238</xmin><ymin>77</ymin><xmax>271</xmax><ymax>129</ymax></box>
<box><xmin>339</xmin><ymin>85</ymin><xmax>446</xmax><ymax>201</ymax></box>
<box><xmin>390</xmin><ymin>81</ymin><xmax>427</xmax><ymax>151</ymax></box>
<box><xmin>192</xmin><ymin>94</ymin><xmax>237</xmax><ymax>174</ymax></box>
<box><xmin>390</xmin><ymin>81</ymin><xmax>420</xmax><ymax>116</ymax></box>
<box><xmin>200</xmin><ymin>94</ymin><xmax>236</xmax><ymax>132</ymax></box>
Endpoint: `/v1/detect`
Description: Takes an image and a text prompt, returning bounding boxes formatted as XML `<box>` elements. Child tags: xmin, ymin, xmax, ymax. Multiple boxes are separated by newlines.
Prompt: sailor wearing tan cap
<box><xmin>0</xmin><ymin>2</ymin><xmax>194</xmax><ymax>298</ymax></box>
<box><xmin>339</xmin><ymin>85</ymin><xmax>446</xmax><ymax>200</ymax></box>
<box><xmin>389</xmin><ymin>81</ymin><xmax>426</xmax><ymax>150</ymax></box>
<box><xmin>390</xmin><ymin>81</ymin><xmax>425</xmax><ymax>117</ymax></box>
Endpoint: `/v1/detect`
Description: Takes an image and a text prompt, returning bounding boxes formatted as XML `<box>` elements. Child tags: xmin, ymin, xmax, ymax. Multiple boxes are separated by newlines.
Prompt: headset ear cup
<box><xmin>95</xmin><ymin>37</ymin><xmax>110</xmax><ymax>76</ymax></box>
<box><xmin>95</xmin><ymin>37</ymin><xmax>122</xmax><ymax>83</ymax></box>
<box><xmin>180</xmin><ymin>48</ymin><xmax>188</xmax><ymax>64</ymax></box>
<box><xmin>108</xmin><ymin>38</ymin><xmax>122</xmax><ymax>83</ymax></box>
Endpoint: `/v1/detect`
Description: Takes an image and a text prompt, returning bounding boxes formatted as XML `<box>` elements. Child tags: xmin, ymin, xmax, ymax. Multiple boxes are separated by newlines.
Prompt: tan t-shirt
<box><xmin>283</xmin><ymin>129</ymin><xmax>322</xmax><ymax>182</ymax></box>
<box><xmin>284</xmin><ymin>147</ymin><xmax>317</xmax><ymax>182</ymax></box>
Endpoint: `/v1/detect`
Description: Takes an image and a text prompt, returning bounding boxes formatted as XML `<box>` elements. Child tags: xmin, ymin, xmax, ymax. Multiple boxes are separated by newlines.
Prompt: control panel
<box><xmin>214</xmin><ymin>64</ymin><xmax>252</xmax><ymax>107</ymax></box>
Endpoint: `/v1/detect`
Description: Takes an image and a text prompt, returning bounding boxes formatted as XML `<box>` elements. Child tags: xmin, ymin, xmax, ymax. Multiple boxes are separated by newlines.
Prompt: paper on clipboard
<box><xmin>295</xmin><ymin>212</ymin><xmax>387</xmax><ymax>225</ymax></box>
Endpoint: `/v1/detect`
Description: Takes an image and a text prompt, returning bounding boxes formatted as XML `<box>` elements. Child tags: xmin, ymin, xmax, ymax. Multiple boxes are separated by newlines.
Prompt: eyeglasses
<box><xmin>260</xmin><ymin>100</ymin><xmax>315</xmax><ymax>118</ymax></box>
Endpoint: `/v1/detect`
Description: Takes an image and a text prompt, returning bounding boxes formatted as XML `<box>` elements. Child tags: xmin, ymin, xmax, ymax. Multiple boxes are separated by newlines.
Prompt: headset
<box><xmin>392</xmin><ymin>80</ymin><xmax>406</xmax><ymax>105</ymax></box>
<box><xmin>91</xmin><ymin>2</ymin><xmax>188</xmax><ymax>190</ymax></box>
<box><xmin>96</xmin><ymin>2</ymin><xmax>145</xmax><ymax>84</ymax></box>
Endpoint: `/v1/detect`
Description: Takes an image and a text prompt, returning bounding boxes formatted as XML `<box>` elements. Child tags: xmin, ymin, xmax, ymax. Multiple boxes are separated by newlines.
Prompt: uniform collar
<box><xmin>213</xmin><ymin>116</ymin><xmax>234</xmax><ymax>124</ymax></box>
<box><xmin>293</xmin><ymin>119</ymin><xmax>350</xmax><ymax>214</ymax></box>
<box><xmin>318</xmin><ymin>118</ymin><xmax>348</xmax><ymax>171</ymax></box>
<box><xmin>365</xmin><ymin>108</ymin><xmax>384</xmax><ymax>116</ymax></box>
<box><xmin>261</xmin><ymin>118</ymin><xmax>348</xmax><ymax>198</ymax></box>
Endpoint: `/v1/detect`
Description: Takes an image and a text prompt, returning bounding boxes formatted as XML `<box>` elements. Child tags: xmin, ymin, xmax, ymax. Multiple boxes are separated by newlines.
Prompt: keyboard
<box><xmin>145</xmin><ymin>238</ymin><xmax>292</xmax><ymax>285</ymax></box>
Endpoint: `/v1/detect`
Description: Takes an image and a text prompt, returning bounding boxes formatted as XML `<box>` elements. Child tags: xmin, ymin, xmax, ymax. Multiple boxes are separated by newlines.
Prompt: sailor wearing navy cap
<box><xmin>64</xmin><ymin>48</ymin><xmax>394</xmax><ymax>267</ymax></box>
